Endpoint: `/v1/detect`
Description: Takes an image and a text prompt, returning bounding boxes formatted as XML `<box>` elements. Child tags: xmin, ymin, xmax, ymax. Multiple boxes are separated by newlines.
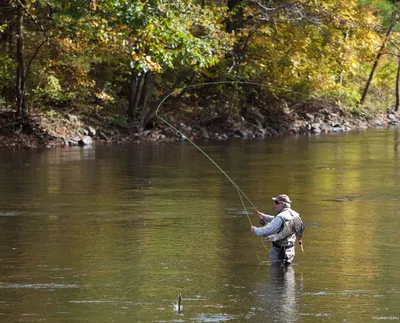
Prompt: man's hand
<box><xmin>250</xmin><ymin>226</ymin><xmax>257</xmax><ymax>233</ymax></box>
<box><xmin>257</xmin><ymin>210</ymin><xmax>266</xmax><ymax>220</ymax></box>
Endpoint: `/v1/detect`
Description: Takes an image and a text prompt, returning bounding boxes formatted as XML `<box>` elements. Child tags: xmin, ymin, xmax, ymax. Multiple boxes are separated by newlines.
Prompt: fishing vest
<box><xmin>264</xmin><ymin>208</ymin><xmax>301</xmax><ymax>246</ymax></box>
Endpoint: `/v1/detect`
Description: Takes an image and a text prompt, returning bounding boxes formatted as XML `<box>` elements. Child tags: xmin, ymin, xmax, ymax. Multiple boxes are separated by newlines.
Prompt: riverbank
<box><xmin>1</xmin><ymin>103</ymin><xmax>399</xmax><ymax>148</ymax></box>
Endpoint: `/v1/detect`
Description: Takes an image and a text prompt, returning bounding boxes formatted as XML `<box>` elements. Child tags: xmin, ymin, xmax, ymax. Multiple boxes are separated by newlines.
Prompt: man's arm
<box><xmin>251</xmin><ymin>216</ymin><xmax>283</xmax><ymax>236</ymax></box>
<box><xmin>257</xmin><ymin>211</ymin><xmax>274</xmax><ymax>222</ymax></box>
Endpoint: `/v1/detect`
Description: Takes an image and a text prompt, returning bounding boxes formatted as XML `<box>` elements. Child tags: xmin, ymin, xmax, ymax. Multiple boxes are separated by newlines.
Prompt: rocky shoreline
<box><xmin>115</xmin><ymin>107</ymin><xmax>400</xmax><ymax>144</ymax></box>
<box><xmin>1</xmin><ymin>106</ymin><xmax>400</xmax><ymax>149</ymax></box>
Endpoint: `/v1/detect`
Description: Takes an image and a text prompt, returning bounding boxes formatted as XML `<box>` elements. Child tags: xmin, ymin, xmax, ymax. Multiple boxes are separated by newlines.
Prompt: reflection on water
<box><xmin>269</xmin><ymin>266</ymin><xmax>299</xmax><ymax>321</ymax></box>
<box><xmin>251</xmin><ymin>266</ymin><xmax>302</xmax><ymax>322</ymax></box>
<box><xmin>0</xmin><ymin>129</ymin><xmax>400</xmax><ymax>322</ymax></box>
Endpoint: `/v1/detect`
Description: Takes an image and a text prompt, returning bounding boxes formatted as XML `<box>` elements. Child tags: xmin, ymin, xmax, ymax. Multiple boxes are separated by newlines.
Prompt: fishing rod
<box><xmin>155</xmin><ymin>80</ymin><xmax>317</xmax><ymax>252</ymax></box>
<box><xmin>155</xmin><ymin>79</ymin><xmax>320</xmax><ymax>262</ymax></box>
<box><xmin>155</xmin><ymin>81</ymin><xmax>269</xmax><ymax>226</ymax></box>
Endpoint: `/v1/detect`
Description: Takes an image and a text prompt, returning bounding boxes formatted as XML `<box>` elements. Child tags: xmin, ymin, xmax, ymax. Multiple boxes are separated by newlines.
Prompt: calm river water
<box><xmin>1</xmin><ymin>129</ymin><xmax>400</xmax><ymax>323</ymax></box>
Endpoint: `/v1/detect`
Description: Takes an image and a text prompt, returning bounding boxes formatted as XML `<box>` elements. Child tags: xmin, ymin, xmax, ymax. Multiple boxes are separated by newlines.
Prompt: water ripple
<box><xmin>0</xmin><ymin>213</ymin><xmax>17</xmax><ymax>217</ymax></box>
<box><xmin>194</xmin><ymin>313</ymin><xmax>237</xmax><ymax>322</ymax></box>
<box><xmin>0</xmin><ymin>283</ymin><xmax>80</xmax><ymax>289</ymax></box>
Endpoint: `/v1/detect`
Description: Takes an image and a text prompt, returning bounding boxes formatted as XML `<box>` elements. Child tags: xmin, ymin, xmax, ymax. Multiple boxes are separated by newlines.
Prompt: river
<box><xmin>0</xmin><ymin>129</ymin><xmax>399</xmax><ymax>322</ymax></box>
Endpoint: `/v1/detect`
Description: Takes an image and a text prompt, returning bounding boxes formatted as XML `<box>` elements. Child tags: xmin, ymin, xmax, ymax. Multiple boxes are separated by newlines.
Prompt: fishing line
<box><xmin>155</xmin><ymin>80</ymin><xmax>320</xmax><ymax>217</ymax></box>
<box><xmin>156</xmin><ymin>81</ymin><xmax>296</xmax><ymax>261</ymax></box>
<box><xmin>155</xmin><ymin>80</ymin><xmax>316</xmax><ymax>260</ymax></box>
<box><xmin>236</xmin><ymin>187</ymin><xmax>253</xmax><ymax>227</ymax></box>
<box><xmin>155</xmin><ymin>81</ymin><xmax>270</xmax><ymax>226</ymax></box>
<box><xmin>237</xmin><ymin>186</ymin><xmax>271</xmax><ymax>260</ymax></box>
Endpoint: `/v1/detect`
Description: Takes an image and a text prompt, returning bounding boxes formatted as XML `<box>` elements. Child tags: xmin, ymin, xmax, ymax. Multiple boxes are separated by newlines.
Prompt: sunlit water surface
<box><xmin>1</xmin><ymin>129</ymin><xmax>400</xmax><ymax>322</ymax></box>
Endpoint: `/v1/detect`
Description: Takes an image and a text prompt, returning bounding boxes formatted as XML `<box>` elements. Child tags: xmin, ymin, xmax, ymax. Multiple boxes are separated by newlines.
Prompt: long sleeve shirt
<box><xmin>253</xmin><ymin>213</ymin><xmax>283</xmax><ymax>237</ymax></box>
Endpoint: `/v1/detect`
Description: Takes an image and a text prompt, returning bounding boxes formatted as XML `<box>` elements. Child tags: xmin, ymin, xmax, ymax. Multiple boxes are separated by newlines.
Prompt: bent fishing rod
<box><xmin>155</xmin><ymin>81</ymin><xmax>267</xmax><ymax>225</ymax></box>
<box><xmin>154</xmin><ymin>80</ymin><xmax>326</xmax><ymax>228</ymax></box>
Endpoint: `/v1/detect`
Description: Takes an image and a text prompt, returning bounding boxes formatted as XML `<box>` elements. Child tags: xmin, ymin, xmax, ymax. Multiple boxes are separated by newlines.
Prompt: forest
<box><xmin>1</xmin><ymin>0</ymin><xmax>400</xmax><ymax>145</ymax></box>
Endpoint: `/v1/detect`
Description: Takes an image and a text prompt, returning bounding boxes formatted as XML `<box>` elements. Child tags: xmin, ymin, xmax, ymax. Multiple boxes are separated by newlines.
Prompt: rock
<box><xmin>254</xmin><ymin>131</ymin><xmax>265</xmax><ymax>138</ymax></box>
<box><xmin>305</xmin><ymin>113</ymin><xmax>315</xmax><ymax>122</ymax></box>
<box><xmin>311</xmin><ymin>125</ymin><xmax>321</xmax><ymax>134</ymax></box>
<box><xmin>165</xmin><ymin>137</ymin><xmax>176</xmax><ymax>143</ymax></box>
<box><xmin>332</xmin><ymin>124</ymin><xmax>345</xmax><ymax>132</ymax></box>
<box><xmin>200</xmin><ymin>127</ymin><xmax>209</xmax><ymax>139</ymax></box>
<box><xmin>46</xmin><ymin>141</ymin><xmax>56</xmax><ymax>148</ymax></box>
<box><xmin>234</xmin><ymin>129</ymin><xmax>249</xmax><ymax>138</ymax></box>
<box><xmin>184</xmin><ymin>125</ymin><xmax>192</xmax><ymax>133</ymax></box>
<box><xmin>68</xmin><ymin>139</ymin><xmax>79</xmax><ymax>146</ymax></box>
<box><xmin>298</xmin><ymin>127</ymin><xmax>309</xmax><ymax>135</ymax></box>
<box><xmin>320</xmin><ymin>108</ymin><xmax>331</xmax><ymax>115</ymax></box>
<box><xmin>87</xmin><ymin>126</ymin><xmax>96</xmax><ymax>137</ymax></box>
<box><xmin>142</xmin><ymin>130</ymin><xmax>152</xmax><ymax>137</ymax></box>
<box><xmin>67</xmin><ymin>114</ymin><xmax>79</xmax><ymax>122</ymax></box>
<box><xmin>243</xmin><ymin>107</ymin><xmax>265</xmax><ymax>126</ymax></box>
<box><xmin>98</xmin><ymin>132</ymin><xmax>109</xmax><ymax>141</ymax></box>
<box><xmin>267</xmin><ymin>127</ymin><xmax>278</xmax><ymax>136</ymax></box>
<box><xmin>78</xmin><ymin>136</ymin><xmax>93</xmax><ymax>146</ymax></box>
<box><xmin>321</xmin><ymin>125</ymin><xmax>333</xmax><ymax>133</ymax></box>
<box><xmin>254</xmin><ymin>127</ymin><xmax>267</xmax><ymax>135</ymax></box>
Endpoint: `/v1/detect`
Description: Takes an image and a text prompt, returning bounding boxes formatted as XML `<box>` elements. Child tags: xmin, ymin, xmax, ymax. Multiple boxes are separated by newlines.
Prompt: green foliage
<box><xmin>319</xmin><ymin>86</ymin><xmax>362</xmax><ymax>108</ymax></box>
<box><xmin>105</xmin><ymin>1</ymin><xmax>148</xmax><ymax>26</ymax></box>
<box><xmin>108</xmin><ymin>0</ymin><xmax>232</xmax><ymax>74</ymax></box>
<box><xmin>0</xmin><ymin>55</ymin><xmax>16</xmax><ymax>90</ymax></box>
<box><xmin>111</xmin><ymin>114</ymin><xmax>129</xmax><ymax>127</ymax></box>
<box><xmin>2</xmin><ymin>0</ymin><xmax>400</xmax><ymax>121</ymax></box>
<box><xmin>221</xmin><ymin>0</ymin><xmax>392</xmax><ymax>109</ymax></box>
<box><xmin>376</xmin><ymin>1</ymin><xmax>397</xmax><ymax>27</ymax></box>
<box><xmin>42</xmin><ymin>108</ymin><xmax>61</xmax><ymax>119</ymax></box>
<box><xmin>32</xmin><ymin>75</ymin><xmax>75</xmax><ymax>105</ymax></box>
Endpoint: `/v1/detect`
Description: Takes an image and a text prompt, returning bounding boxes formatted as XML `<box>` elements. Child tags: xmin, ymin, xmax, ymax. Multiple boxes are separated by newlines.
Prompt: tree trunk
<box><xmin>0</xmin><ymin>0</ymin><xmax>13</xmax><ymax>53</ymax></box>
<box><xmin>395</xmin><ymin>56</ymin><xmax>400</xmax><ymax>112</ymax></box>
<box><xmin>360</xmin><ymin>24</ymin><xmax>394</xmax><ymax>105</ymax></box>
<box><xmin>132</xmin><ymin>74</ymin><xmax>144</xmax><ymax>119</ymax></box>
<box><xmin>138</xmin><ymin>71</ymin><xmax>153</xmax><ymax>122</ymax></box>
<box><xmin>128</xmin><ymin>71</ymin><xmax>154</xmax><ymax>124</ymax></box>
<box><xmin>226</xmin><ymin>0</ymin><xmax>243</xmax><ymax>33</ymax></box>
<box><xmin>142</xmin><ymin>68</ymin><xmax>193</xmax><ymax>129</ymax></box>
<box><xmin>16</xmin><ymin>1</ymin><xmax>27</xmax><ymax>118</ymax></box>
<box><xmin>0</xmin><ymin>1</ymin><xmax>13</xmax><ymax>103</ymax></box>
<box><xmin>339</xmin><ymin>31</ymin><xmax>349</xmax><ymax>85</ymax></box>
<box><xmin>127</xmin><ymin>73</ymin><xmax>137</xmax><ymax>118</ymax></box>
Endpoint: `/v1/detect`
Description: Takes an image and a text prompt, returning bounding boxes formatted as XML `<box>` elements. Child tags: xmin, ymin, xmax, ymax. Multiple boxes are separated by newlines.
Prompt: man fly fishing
<box><xmin>250</xmin><ymin>194</ymin><xmax>304</xmax><ymax>266</ymax></box>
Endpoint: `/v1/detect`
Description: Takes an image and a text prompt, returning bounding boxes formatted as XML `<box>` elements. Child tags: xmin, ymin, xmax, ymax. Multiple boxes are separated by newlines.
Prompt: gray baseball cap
<box><xmin>272</xmin><ymin>194</ymin><xmax>292</xmax><ymax>204</ymax></box>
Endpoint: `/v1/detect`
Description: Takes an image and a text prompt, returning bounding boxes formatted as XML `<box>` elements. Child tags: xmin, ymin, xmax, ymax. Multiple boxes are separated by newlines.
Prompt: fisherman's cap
<box><xmin>272</xmin><ymin>194</ymin><xmax>292</xmax><ymax>204</ymax></box>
